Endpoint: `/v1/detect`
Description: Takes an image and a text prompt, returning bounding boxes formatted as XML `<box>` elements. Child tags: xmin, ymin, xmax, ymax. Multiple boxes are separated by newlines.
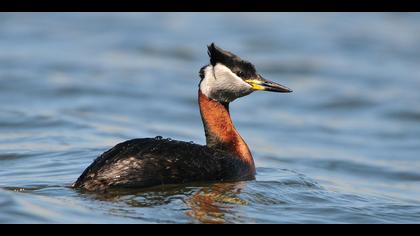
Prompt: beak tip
<box><xmin>276</xmin><ymin>86</ymin><xmax>293</xmax><ymax>93</ymax></box>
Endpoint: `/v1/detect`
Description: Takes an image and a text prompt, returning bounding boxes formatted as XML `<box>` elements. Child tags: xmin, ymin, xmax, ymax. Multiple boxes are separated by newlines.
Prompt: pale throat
<box><xmin>198</xmin><ymin>89</ymin><xmax>255</xmax><ymax>170</ymax></box>
<box><xmin>199</xmin><ymin>64</ymin><xmax>253</xmax><ymax>103</ymax></box>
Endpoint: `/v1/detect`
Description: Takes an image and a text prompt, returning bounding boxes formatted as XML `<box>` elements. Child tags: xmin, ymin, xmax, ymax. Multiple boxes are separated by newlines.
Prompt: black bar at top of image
<box><xmin>2</xmin><ymin>0</ymin><xmax>420</xmax><ymax>12</ymax></box>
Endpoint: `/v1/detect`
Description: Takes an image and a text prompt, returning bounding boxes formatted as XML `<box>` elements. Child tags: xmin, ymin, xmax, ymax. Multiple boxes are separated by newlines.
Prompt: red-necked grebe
<box><xmin>73</xmin><ymin>43</ymin><xmax>292</xmax><ymax>192</ymax></box>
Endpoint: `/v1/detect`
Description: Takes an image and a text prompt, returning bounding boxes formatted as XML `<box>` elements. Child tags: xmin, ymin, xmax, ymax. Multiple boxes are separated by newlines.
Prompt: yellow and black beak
<box><xmin>245</xmin><ymin>76</ymin><xmax>292</xmax><ymax>93</ymax></box>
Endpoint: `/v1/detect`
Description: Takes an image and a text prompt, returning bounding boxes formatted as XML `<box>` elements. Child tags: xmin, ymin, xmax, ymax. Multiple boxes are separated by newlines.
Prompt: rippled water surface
<box><xmin>1</xmin><ymin>13</ymin><xmax>420</xmax><ymax>223</ymax></box>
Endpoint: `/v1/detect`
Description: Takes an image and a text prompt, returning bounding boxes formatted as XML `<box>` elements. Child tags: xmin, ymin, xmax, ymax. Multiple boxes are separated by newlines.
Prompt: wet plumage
<box><xmin>73</xmin><ymin>138</ymin><xmax>254</xmax><ymax>191</ymax></box>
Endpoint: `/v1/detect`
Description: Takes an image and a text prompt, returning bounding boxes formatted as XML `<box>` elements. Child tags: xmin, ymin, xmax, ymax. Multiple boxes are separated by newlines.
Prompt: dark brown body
<box><xmin>73</xmin><ymin>90</ymin><xmax>255</xmax><ymax>192</ymax></box>
<box><xmin>73</xmin><ymin>138</ymin><xmax>254</xmax><ymax>192</ymax></box>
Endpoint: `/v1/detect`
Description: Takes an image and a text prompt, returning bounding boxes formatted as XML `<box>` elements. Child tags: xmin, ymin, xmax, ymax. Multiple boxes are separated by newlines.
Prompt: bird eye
<box><xmin>237</xmin><ymin>71</ymin><xmax>245</xmax><ymax>78</ymax></box>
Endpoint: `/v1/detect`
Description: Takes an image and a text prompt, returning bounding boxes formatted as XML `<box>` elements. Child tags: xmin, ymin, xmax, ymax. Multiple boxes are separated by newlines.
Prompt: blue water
<box><xmin>1</xmin><ymin>13</ymin><xmax>420</xmax><ymax>223</ymax></box>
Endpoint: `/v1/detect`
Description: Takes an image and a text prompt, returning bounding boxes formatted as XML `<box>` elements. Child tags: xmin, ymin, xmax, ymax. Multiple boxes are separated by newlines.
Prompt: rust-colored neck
<box><xmin>198</xmin><ymin>90</ymin><xmax>255</xmax><ymax>173</ymax></box>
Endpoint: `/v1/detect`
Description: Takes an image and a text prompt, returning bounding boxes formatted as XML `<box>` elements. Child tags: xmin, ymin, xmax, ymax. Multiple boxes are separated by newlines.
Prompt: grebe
<box><xmin>74</xmin><ymin>43</ymin><xmax>292</xmax><ymax>192</ymax></box>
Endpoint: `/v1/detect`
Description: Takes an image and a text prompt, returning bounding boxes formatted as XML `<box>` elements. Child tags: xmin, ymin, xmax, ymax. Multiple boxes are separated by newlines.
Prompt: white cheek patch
<box><xmin>200</xmin><ymin>64</ymin><xmax>252</xmax><ymax>102</ymax></box>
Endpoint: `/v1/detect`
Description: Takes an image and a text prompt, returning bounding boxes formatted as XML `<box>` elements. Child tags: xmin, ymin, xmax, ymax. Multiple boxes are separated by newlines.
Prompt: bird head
<box><xmin>199</xmin><ymin>43</ymin><xmax>292</xmax><ymax>103</ymax></box>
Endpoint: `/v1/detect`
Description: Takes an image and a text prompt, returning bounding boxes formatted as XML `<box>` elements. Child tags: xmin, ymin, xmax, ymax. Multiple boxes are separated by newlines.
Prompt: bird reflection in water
<box><xmin>78</xmin><ymin>181</ymin><xmax>248</xmax><ymax>224</ymax></box>
<box><xmin>185</xmin><ymin>182</ymin><xmax>247</xmax><ymax>224</ymax></box>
